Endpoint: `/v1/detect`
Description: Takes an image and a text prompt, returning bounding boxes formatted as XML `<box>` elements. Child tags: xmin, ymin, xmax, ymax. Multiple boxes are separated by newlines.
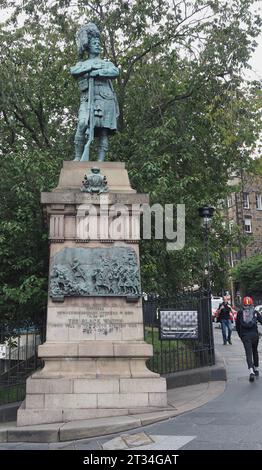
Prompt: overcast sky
<box><xmin>249</xmin><ymin>43</ymin><xmax>262</xmax><ymax>80</ymax></box>
<box><xmin>0</xmin><ymin>1</ymin><xmax>261</xmax><ymax>79</ymax></box>
<box><xmin>247</xmin><ymin>1</ymin><xmax>262</xmax><ymax>80</ymax></box>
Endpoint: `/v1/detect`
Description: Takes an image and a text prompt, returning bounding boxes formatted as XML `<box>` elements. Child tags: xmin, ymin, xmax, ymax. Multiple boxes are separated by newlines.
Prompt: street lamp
<box><xmin>198</xmin><ymin>206</ymin><xmax>215</xmax><ymax>227</ymax></box>
<box><xmin>198</xmin><ymin>205</ymin><xmax>215</xmax><ymax>365</ymax></box>
<box><xmin>198</xmin><ymin>205</ymin><xmax>215</xmax><ymax>295</ymax></box>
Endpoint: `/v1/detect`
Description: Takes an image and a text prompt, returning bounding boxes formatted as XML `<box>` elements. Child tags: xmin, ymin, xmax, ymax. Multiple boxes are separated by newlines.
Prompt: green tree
<box><xmin>252</xmin><ymin>156</ymin><xmax>262</xmax><ymax>175</ymax></box>
<box><xmin>0</xmin><ymin>151</ymin><xmax>61</xmax><ymax>327</ymax></box>
<box><xmin>232</xmin><ymin>255</ymin><xmax>262</xmax><ymax>295</ymax></box>
<box><xmin>0</xmin><ymin>0</ymin><xmax>261</xmax><ymax>321</ymax></box>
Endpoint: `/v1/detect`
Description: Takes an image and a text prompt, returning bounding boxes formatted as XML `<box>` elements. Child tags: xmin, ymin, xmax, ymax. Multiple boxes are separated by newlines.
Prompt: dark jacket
<box><xmin>217</xmin><ymin>302</ymin><xmax>232</xmax><ymax>321</ymax></box>
<box><xmin>236</xmin><ymin>308</ymin><xmax>262</xmax><ymax>338</ymax></box>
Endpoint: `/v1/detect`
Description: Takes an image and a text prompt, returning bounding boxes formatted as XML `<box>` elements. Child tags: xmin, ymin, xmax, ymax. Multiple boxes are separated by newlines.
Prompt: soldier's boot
<box><xmin>74</xmin><ymin>138</ymin><xmax>85</xmax><ymax>161</ymax></box>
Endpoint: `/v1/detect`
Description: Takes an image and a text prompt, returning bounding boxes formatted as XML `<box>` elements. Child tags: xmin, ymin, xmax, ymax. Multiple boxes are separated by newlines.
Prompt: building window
<box><xmin>256</xmin><ymin>193</ymin><xmax>262</xmax><ymax>210</ymax></box>
<box><xmin>243</xmin><ymin>193</ymin><xmax>249</xmax><ymax>209</ymax></box>
<box><xmin>229</xmin><ymin>220</ymin><xmax>234</xmax><ymax>233</ymax></box>
<box><xmin>244</xmin><ymin>218</ymin><xmax>252</xmax><ymax>233</ymax></box>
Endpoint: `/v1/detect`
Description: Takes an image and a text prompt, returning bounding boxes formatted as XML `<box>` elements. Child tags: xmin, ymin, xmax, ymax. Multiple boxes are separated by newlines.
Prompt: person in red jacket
<box><xmin>236</xmin><ymin>296</ymin><xmax>262</xmax><ymax>382</ymax></box>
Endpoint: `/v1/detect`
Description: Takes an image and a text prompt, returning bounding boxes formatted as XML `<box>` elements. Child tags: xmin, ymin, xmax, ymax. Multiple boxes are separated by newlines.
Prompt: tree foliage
<box><xmin>232</xmin><ymin>254</ymin><xmax>262</xmax><ymax>295</ymax></box>
<box><xmin>252</xmin><ymin>156</ymin><xmax>262</xmax><ymax>175</ymax></box>
<box><xmin>0</xmin><ymin>0</ymin><xmax>261</xmax><ymax>322</ymax></box>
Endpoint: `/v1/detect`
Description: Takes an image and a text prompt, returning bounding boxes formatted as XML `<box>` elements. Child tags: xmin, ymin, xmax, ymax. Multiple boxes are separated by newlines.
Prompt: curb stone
<box><xmin>0</xmin><ymin>381</ymin><xmax>226</xmax><ymax>443</ymax></box>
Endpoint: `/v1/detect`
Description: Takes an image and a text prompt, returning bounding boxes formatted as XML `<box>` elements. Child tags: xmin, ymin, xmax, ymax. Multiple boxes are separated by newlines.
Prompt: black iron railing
<box><xmin>143</xmin><ymin>290</ymin><xmax>215</xmax><ymax>374</ymax></box>
<box><xmin>0</xmin><ymin>322</ymin><xmax>46</xmax><ymax>406</ymax></box>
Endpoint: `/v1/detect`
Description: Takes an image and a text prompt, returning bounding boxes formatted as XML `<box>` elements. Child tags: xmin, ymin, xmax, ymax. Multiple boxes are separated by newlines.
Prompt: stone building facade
<box><xmin>225</xmin><ymin>173</ymin><xmax>262</xmax><ymax>266</ymax></box>
<box><xmin>222</xmin><ymin>173</ymin><xmax>262</xmax><ymax>303</ymax></box>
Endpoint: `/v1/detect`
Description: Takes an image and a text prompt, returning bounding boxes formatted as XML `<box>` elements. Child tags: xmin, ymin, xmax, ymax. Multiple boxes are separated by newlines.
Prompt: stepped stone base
<box><xmin>17</xmin><ymin>340</ymin><xmax>167</xmax><ymax>427</ymax></box>
<box><xmin>54</xmin><ymin>161</ymin><xmax>136</xmax><ymax>193</ymax></box>
<box><xmin>17</xmin><ymin>373</ymin><xmax>167</xmax><ymax>426</ymax></box>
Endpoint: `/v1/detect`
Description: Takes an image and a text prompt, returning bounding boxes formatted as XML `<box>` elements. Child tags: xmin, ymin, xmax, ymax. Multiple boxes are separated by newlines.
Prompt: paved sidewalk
<box><xmin>86</xmin><ymin>326</ymin><xmax>262</xmax><ymax>451</ymax></box>
<box><xmin>0</xmin><ymin>381</ymin><xmax>225</xmax><ymax>449</ymax></box>
<box><xmin>0</xmin><ymin>330</ymin><xmax>228</xmax><ymax>449</ymax></box>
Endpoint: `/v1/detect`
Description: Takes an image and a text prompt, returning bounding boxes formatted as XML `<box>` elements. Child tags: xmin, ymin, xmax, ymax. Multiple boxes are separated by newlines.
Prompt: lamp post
<box><xmin>198</xmin><ymin>205</ymin><xmax>215</xmax><ymax>364</ymax></box>
<box><xmin>198</xmin><ymin>206</ymin><xmax>215</xmax><ymax>295</ymax></box>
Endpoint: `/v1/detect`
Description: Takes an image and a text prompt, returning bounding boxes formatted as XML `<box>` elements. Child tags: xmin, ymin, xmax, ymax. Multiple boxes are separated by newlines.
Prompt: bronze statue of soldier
<box><xmin>70</xmin><ymin>23</ymin><xmax>119</xmax><ymax>161</ymax></box>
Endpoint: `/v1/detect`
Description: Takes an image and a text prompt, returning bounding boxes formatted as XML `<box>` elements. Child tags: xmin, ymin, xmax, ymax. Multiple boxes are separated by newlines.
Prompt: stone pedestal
<box><xmin>17</xmin><ymin>162</ymin><xmax>167</xmax><ymax>426</ymax></box>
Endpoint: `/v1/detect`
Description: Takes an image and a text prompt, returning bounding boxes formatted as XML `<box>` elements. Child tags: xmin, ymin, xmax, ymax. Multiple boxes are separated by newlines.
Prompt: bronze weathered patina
<box><xmin>81</xmin><ymin>167</ymin><xmax>108</xmax><ymax>193</ymax></box>
<box><xmin>70</xmin><ymin>23</ymin><xmax>119</xmax><ymax>162</ymax></box>
<box><xmin>49</xmin><ymin>247</ymin><xmax>141</xmax><ymax>301</ymax></box>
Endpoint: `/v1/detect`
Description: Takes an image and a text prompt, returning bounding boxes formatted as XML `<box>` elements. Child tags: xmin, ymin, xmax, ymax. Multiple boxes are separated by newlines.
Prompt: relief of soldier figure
<box><xmin>50</xmin><ymin>265</ymin><xmax>72</xmax><ymax>297</ymax></box>
<box><xmin>92</xmin><ymin>252</ymin><xmax>140</xmax><ymax>296</ymax></box>
<box><xmin>70</xmin><ymin>22</ymin><xmax>119</xmax><ymax>162</ymax></box>
<box><xmin>50</xmin><ymin>249</ymin><xmax>141</xmax><ymax>300</ymax></box>
<box><xmin>50</xmin><ymin>262</ymin><xmax>90</xmax><ymax>297</ymax></box>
